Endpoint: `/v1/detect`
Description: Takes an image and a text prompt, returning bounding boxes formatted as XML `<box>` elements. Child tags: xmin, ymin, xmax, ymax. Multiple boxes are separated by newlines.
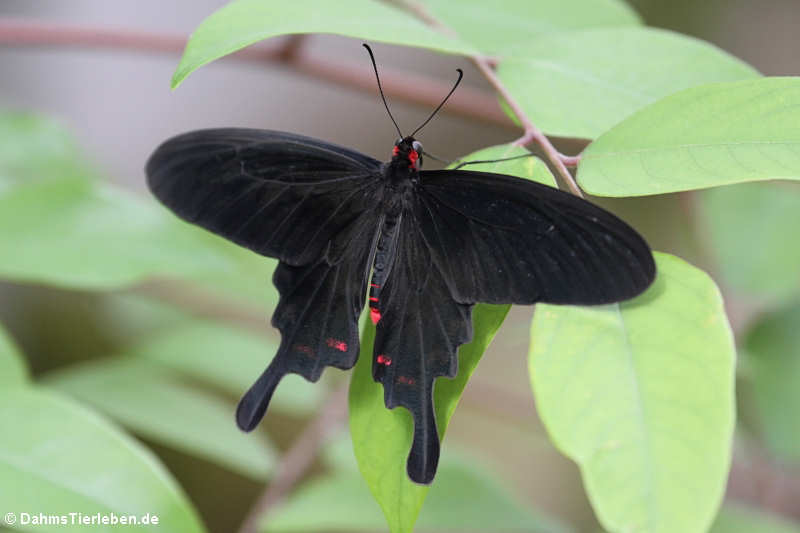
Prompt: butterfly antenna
<box><xmin>411</xmin><ymin>68</ymin><xmax>463</xmax><ymax>137</ymax></box>
<box><xmin>363</xmin><ymin>44</ymin><xmax>403</xmax><ymax>139</ymax></box>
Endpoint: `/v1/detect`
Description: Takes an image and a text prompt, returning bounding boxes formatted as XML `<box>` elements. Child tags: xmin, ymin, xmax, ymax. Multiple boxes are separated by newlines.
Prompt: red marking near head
<box><xmin>370</xmin><ymin>307</ymin><xmax>381</xmax><ymax>324</ymax></box>
<box><xmin>293</xmin><ymin>344</ymin><xmax>313</xmax><ymax>355</ymax></box>
<box><xmin>377</xmin><ymin>354</ymin><xmax>392</xmax><ymax>366</ymax></box>
<box><xmin>392</xmin><ymin>146</ymin><xmax>399</xmax><ymax>156</ymax></box>
<box><xmin>408</xmin><ymin>149</ymin><xmax>419</xmax><ymax>169</ymax></box>
<box><xmin>326</xmin><ymin>338</ymin><xmax>348</xmax><ymax>352</ymax></box>
<box><xmin>397</xmin><ymin>375</ymin><xmax>415</xmax><ymax>385</ymax></box>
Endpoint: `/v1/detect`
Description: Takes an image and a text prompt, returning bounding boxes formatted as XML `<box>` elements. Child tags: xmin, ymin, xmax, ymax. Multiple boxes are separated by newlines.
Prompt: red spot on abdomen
<box><xmin>326</xmin><ymin>338</ymin><xmax>348</xmax><ymax>352</ymax></box>
<box><xmin>376</xmin><ymin>354</ymin><xmax>392</xmax><ymax>366</ymax></box>
<box><xmin>370</xmin><ymin>307</ymin><xmax>381</xmax><ymax>324</ymax></box>
<box><xmin>397</xmin><ymin>375</ymin><xmax>415</xmax><ymax>385</ymax></box>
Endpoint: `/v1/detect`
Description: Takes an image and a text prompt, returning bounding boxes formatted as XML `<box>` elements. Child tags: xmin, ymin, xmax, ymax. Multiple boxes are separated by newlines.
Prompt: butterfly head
<box><xmin>392</xmin><ymin>137</ymin><xmax>423</xmax><ymax>170</ymax></box>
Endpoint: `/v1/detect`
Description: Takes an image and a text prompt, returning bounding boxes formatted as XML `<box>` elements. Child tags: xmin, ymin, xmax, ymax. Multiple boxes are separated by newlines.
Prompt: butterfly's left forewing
<box><xmin>416</xmin><ymin>169</ymin><xmax>656</xmax><ymax>305</ymax></box>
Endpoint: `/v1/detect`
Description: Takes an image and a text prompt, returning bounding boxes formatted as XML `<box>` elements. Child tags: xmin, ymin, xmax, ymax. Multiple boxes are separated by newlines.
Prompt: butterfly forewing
<box><xmin>146</xmin><ymin>128</ymin><xmax>383</xmax><ymax>265</ymax></box>
<box><xmin>417</xmin><ymin>169</ymin><xmax>656</xmax><ymax>305</ymax></box>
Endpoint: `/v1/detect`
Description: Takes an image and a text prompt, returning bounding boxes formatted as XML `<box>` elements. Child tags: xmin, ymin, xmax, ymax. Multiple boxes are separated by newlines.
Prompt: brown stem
<box><xmin>237</xmin><ymin>384</ymin><xmax>350</xmax><ymax>533</ymax></box>
<box><xmin>0</xmin><ymin>17</ymin><xmax>511</xmax><ymax>128</ymax></box>
<box><xmin>471</xmin><ymin>57</ymin><xmax>584</xmax><ymax>197</ymax></box>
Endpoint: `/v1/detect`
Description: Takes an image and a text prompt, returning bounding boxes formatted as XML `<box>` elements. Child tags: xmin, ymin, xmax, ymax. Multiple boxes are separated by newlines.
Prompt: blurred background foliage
<box><xmin>0</xmin><ymin>1</ymin><xmax>799</xmax><ymax>532</ymax></box>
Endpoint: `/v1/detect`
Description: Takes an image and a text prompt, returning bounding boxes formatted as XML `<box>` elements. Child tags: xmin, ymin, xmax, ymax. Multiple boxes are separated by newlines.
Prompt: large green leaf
<box><xmin>743</xmin><ymin>301</ymin><xmax>800</xmax><ymax>463</ymax></box>
<box><xmin>0</xmin><ymin>114</ymin><xmax>90</xmax><ymax>185</ymax></box>
<box><xmin>349</xmin><ymin>304</ymin><xmax>510</xmax><ymax>533</ymax></box>
<box><xmin>709</xmin><ymin>504</ymin><xmax>800</xmax><ymax>533</ymax></box>
<box><xmin>0</xmin><ymin>177</ymin><xmax>228</xmax><ymax>287</ymax></box>
<box><xmin>43</xmin><ymin>357</ymin><xmax>276</xmax><ymax>480</ymax></box>
<box><xmin>264</xmin><ymin>450</ymin><xmax>570</xmax><ymax>533</ymax></box>
<box><xmin>578</xmin><ymin>78</ymin><xmax>800</xmax><ymax>196</ymax></box>
<box><xmin>423</xmin><ymin>0</ymin><xmax>640</xmax><ymax>56</ymax></box>
<box><xmin>530</xmin><ymin>253</ymin><xmax>735</xmax><ymax>533</ymax></box>
<box><xmin>701</xmin><ymin>182</ymin><xmax>800</xmax><ymax>301</ymax></box>
<box><xmin>172</xmin><ymin>0</ymin><xmax>476</xmax><ymax>88</ymax></box>
<box><xmin>450</xmin><ymin>144</ymin><xmax>556</xmax><ymax>187</ymax></box>
<box><xmin>0</xmin><ymin>113</ymin><xmax>277</xmax><ymax>307</ymax></box>
<box><xmin>0</xmin><ymin>324</ymin><xmax>28</xmax><ymax>388</ymax></box>
<box><xmin>498</xmin><ymin>28</ymin><xmax>759</xmax><ymax>140</ymax></box>
<box><xmin>0</xmin><ymin>387</ymin><xmax>205</xmax><ymax>532</ymax></box>
<box><xmin>128</xmin><ymin>320</ymin><xmax>322</xmax><ymax>415</ymax></box>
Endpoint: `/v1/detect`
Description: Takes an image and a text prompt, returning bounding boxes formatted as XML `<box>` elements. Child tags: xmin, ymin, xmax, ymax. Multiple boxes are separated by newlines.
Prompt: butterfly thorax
<box><xmin>385</xmin><ymin>136</ymin><xmax>422</xmax><ymax>188</ymax></box>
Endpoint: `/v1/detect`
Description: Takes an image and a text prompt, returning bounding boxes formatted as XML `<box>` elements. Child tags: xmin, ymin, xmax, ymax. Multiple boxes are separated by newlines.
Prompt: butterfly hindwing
<box><xmin>372</xmin><ymin>212</ymin><xmax>473</xmax><ymax>484</ymax></box>
<box><xmin>146</xmin><ymin>128</ymin><xmax>383</xmax><ymax>265</ymax></box>
<box><xmin>237</xmin><ymin>226</ymin><xmax>376</xmax><ymax>430</ymax></box>
<box><xmin>416</xmin><ymin>169</ymin><xmax>656</xmax><ymax>305</ymax></box>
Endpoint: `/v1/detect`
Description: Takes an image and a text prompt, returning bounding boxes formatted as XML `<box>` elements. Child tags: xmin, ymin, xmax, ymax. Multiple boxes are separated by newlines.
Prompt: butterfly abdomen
<box><xmin>368</xmin><ymin>211</ymin><xmax>402</xmax><ymax>326</ymax></box>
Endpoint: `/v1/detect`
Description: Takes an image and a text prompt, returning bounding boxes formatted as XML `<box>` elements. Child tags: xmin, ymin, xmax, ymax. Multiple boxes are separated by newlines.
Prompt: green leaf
<box><xmin>0</xmin><ymin>113</ymin><xmax>277</xmax><ymax>307</ymax></box>
<box><xmin>709</xmin><ymin>504</ymin><xmax>800</xmax><ymax>533</ymax></box>
<box><xmin>451</xmin><ymin>144</ymin><xmax>556</xmax><ymax>187</ymax></box>
<box><xmin>172</xmin><ymin>0</ymin><xmax>476</xmax><ymax>89</ymax></box>
<box><xmin>424</xmin><ymin>0</ymin><xmax>640</xmax><ymax>56</ymax></box>
<box><xmin>701</xmin><ymin>182</ymin><xmax>800</xmax><ymax>301</ymax></box>
<box><xmin>0</xmin><ymin>387</ymin><xmax>206</xmax><ymax>532</ymax></box>
<box><xmin>43</xmin><ymin>357</ymin><xmax>276</xmax><ymax>480</ymax></box>
<box><xmin>498</xmin><ymin>28</ymin><xmax>759</xmax><ymax>140</ymax></box>
<box><xmin>0</xmin><ymin>324</ymin><xmax>28</xmax><ymax>388</ymax></box>
<box><xmin>129</xmin><ymin>320</ymin><xmax>322</xmax><ymax>415</ymax></box>
<box><xmin>349</xmin><ymin>304</ymin><xmax>510</xmax><ymax>533</ymax></box>
<box><xmin>578</xmin><ymin>77</ymin><xmax>800</xmax><ymax>196</ymax></box>
<box><xmin>0</xmin><ymin>177</ymin><xmax>224</xmax><ymax>287</ymax></box>
<box><xmin>0</xmin><ymin>113</ymin><xmax>91</xmax><ymax>185</ymax></box>
<box><xmin>530</xmin><ymin>253</ymin><xmax>735</xmax><ymax>533</ymax></box>
<box><xmin>266</xmin><ymin>442</ymin><xmax>570</xmax><ymax>533</ymax></box>
<box><xmin>743</xmin><ymin>301</ymin><xmax>800</xmax><ymax>463</ymax></box>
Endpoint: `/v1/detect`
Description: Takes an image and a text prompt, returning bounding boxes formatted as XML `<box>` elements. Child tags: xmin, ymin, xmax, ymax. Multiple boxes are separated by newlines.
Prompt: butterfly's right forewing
<box><xmin>146</xmin><ymin>128</ymin><xmax>383</xmax><ymax>265</ymax></box>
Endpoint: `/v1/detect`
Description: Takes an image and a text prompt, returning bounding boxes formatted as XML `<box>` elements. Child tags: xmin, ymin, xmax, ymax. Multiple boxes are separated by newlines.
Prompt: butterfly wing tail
<box><xmin>236</xmin><ymin>360</ymin><xmax>285</xmax><ymax>431</ymax></box>
<box><xmin>406</xmin><ymin>385</ymin><xmax>440</xmax><ymax>484</ymax></box>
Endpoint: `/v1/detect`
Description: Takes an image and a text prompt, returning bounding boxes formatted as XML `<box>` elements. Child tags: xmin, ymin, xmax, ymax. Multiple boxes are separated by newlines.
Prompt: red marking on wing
<box><xmin>370</xmin><ymin>307</ymin><xmax>381</xmax><ymax>324</ymax></box>
<box><xmin>370</xmin><ymin>283</ymin><xmax>380</xmax><ymax>288</ymax></box>
<box><xmin>377</xmin><ymin>354</ymin><xmax>392</xmax><ymax>366</ymax></box>
<box><xmin>325</xmin><ymin>338</ymin><xmax>348</xmax><ymax>352</ymax></box>
<box><xmin>397</xmin><ymin>375</ymin><xmax>415</xmax><ymax>385</ymax></box>
<box><xmin>369</xmin><ymin>297</ymin><xmax>379</xmax><ymax>302</ymax></box>
<box><xmin>293</xmin><ymin>344</ymin><xmax>313</xmax><ymax>355</ymax></box>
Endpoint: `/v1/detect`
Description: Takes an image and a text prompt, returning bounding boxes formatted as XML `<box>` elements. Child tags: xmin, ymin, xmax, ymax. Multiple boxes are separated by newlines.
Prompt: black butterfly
<box><xmin>146</xmin><ymin>46</ymin><xmax>655</xmax><ymax>485</ymax></box>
